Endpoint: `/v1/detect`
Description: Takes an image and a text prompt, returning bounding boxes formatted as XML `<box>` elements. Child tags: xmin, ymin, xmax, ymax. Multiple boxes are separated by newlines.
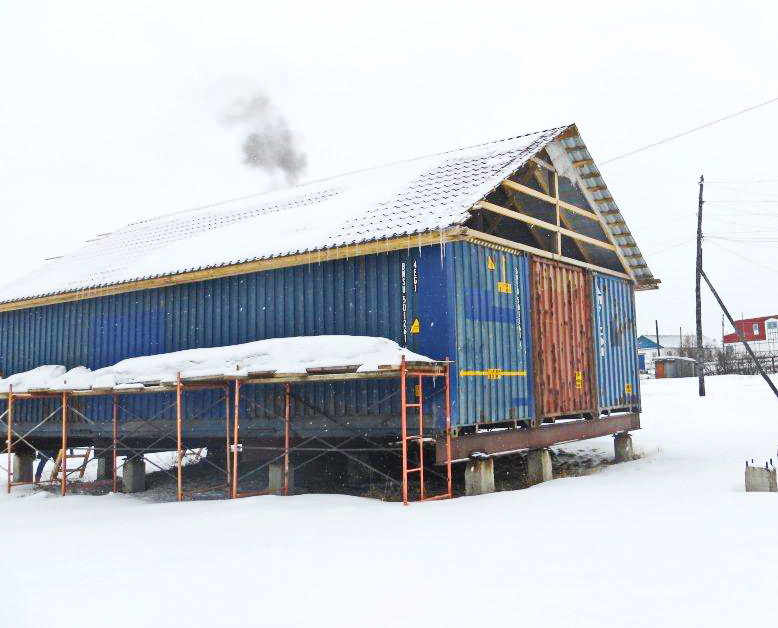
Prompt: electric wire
<box><xmin>708</xmin><ymin>185</ymin><xmax>778</xmax><ymax>197</ymax></box>
<box><xmin>644</xmin><ymin>237</ymin><xmax>696</xmax><ymax>257</ymax></box>
<box><xmin>707</xmin><ymin>239</ymin><xmax>778</xmax><ymax>274</ymax></box>
<box><xmin>597</xmin><ymin>95</ymin><xmax>778</xmax><ymax>166</ymax></box>
<box><xmin>633</xmin><ymin>212</ymin><xmax>696</xmax><ymax>231</ymax></box>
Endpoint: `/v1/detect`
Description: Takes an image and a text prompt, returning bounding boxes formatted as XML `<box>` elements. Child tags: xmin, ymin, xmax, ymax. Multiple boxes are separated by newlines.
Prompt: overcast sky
<box><xmin>1</xmin><ymin>0</ymin><xmax>776</xmax><ymax>340</ymax></box>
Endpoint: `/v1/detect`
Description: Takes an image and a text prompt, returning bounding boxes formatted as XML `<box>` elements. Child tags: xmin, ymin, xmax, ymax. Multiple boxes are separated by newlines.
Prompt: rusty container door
<box><xmin>530</xmin><ymin>257</ymin><xmax>596</xmax><ymax>419</ymax></box>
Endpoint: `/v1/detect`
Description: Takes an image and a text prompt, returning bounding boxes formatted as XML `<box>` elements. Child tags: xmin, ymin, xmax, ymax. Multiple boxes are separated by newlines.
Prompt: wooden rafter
<box><xmin>502</xmin><ymin>180</ymin><xmax>596</xmax><ymax>220</ymax></box>
<box><xmin>461</xmin><ymin>228</ymin><xmax>630</xmax><ymax>281</ymax></box>
<box><xmin>473</xmin><ymin>201</ymin><xmax>616</xmax><ymax>252</ymax></box>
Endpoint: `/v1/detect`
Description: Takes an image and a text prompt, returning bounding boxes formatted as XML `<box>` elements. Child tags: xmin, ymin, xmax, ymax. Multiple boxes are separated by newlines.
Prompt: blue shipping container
<box><xmin>591</xmin><ymin>273</ymin><xmax>640</xmax><ymax>412</ymax></box>
<box><xmin>448</xmin><ymin>242</ymin><xmax>534</xmax><ymax>425</ymax></box>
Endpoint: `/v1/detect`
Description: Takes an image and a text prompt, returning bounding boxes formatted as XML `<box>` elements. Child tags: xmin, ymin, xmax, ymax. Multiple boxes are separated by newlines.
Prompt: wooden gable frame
<box><xmin>465</xmin><ymin>147</ymin><xmax>636</xmax><ymax>282</ymax></box>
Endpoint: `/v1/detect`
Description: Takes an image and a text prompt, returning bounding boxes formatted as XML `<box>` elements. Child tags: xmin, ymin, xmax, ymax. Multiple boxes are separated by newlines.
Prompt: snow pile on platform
<box><xmin>0</xmin><ymin>336</ymin><xmax>433</xmax><ymax>393</ymax></box>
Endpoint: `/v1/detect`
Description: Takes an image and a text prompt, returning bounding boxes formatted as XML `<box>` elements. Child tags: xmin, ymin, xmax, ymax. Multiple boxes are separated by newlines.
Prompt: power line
<box><xmin>706</xmin><ymin>179</ymin><xmax>778</xmax><ymax>184</ymax></box>
<box><xmin>633</xmin><ymin>212</ymin><xmax>696</xmax><ymax>231</ymax></box>
<box><xmin>708</xmin><ymin>239</ymin><xmax>778</xmax><ymax>274</ymax></box>
<box><xmin>644</xmin><ymin>238</ymin><xmax>696</xmax><ymax>257</ymax></box>
<box><xmin>708</xmin><ymin>185</ymin><xmax>778</xmax><ymax>196</ymax></box>
<box><xmin>598</xmin><ymin>95</ymin><xmax>778</xmax><ymax>166</ymax></box>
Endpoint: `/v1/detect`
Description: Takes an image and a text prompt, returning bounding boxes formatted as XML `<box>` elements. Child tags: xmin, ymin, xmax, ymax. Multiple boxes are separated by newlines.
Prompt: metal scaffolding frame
<box><xmin>0</xmin><ymin>359</ymin><xmax>453</xmax><ymax>505</ymax></box>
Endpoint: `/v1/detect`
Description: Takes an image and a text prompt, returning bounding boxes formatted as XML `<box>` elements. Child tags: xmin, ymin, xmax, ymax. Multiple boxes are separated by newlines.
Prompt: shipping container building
<box><xmin>0</xmin><ymin>123</ymin><xmax>657</xmax><ymax>485</ymax></box>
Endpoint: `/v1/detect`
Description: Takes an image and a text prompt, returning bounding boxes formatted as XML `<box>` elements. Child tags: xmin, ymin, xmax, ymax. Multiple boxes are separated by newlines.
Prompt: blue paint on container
<box><xmin>591</xmin><ymin>273</ymin><xmax>640</xmax><ymax>412</ymax></box>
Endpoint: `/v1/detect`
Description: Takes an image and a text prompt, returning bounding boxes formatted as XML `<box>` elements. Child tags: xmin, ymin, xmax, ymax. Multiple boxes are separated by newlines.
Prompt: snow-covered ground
<box><xmin>2</xmin><ymin>374</ymin><xmax>777</xmax><ymax>627</ymax></box>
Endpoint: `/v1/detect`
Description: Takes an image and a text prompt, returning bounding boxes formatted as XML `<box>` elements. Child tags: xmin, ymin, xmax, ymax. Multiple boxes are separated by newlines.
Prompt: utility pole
<box><xmin>702</xmin><ymin>269</ymin><xmax>778</xmax><ymax>399</ymax></box>
<box><xmin>655</xmin><ymin>320</ymin><xmax>661</xmax><ymax>357</ymax></box>
<box><xmin>696</xmin><ymin>175</ymin><xmax>706</xmax><ymax>396</ymax></box>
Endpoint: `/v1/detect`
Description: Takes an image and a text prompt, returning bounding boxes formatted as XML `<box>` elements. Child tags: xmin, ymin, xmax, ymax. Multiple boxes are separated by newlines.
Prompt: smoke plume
<box><xmin>221</xmin><ymin>92</ymin><xmax>307</xmax><ymax>186</ymax></box>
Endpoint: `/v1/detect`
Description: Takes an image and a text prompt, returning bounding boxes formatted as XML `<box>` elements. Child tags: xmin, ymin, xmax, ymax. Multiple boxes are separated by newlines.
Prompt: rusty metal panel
<box><xmin>530</xmin><ymin>257</ymin><xmax>595</xmax><ymax>418</ymax></box>
<box><xmin>592</xmin><ymin>273</ymin><xmax>640</xmax><ymax>412</ymax></box>
<box><xmin>437</xmin><ymin>413</ymin><xmax>640</xmax><ymax>462</ymax></box>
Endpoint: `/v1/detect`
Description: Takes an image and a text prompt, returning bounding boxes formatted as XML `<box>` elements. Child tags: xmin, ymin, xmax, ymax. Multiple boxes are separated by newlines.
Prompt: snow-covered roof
<box><xmin>0</xmin><ymin>124</ymin><xmax>656</xmax><ymax>305</ymax></box>
<box><xmin>0</xmin><ymin>335</ymin><xmax>433</xmax><ymax>393</ymax></box>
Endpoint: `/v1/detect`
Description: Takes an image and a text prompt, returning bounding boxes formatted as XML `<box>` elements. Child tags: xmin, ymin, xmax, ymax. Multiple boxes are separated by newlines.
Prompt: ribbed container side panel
<box><xmin>450</xmin><ymin>242</ymin><xmax>533</xmax><ymax>426</ymax></box>
<box><xmin>530</xmin><ymin>257</ymin><xmax>595</xmax><ymax>418</ymax></box>
<box><xmin>592</xmin><ymin>273</ymin><xmax>641</xmax><ymax>412</ymax></box>
<box><xmin>0</xmin><ymin>248</ymin><xmax>453</xmax><ymax>432</ymax></box>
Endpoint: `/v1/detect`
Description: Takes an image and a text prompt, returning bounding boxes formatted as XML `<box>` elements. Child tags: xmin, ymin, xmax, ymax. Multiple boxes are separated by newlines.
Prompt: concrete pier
<box><xmin>745</xmin><ymin>466</ymin><xmax>777</xmax><ymax>492</ymax></box>
<box><xmin>122</xmin><ymin>457</ymin><xmax>146</xmax><ymax>493</ymax></box>
<box><xmin>526</xmin><ymin>448</ymin><xmax>552</xmax><ymax>486</ymax></box>
<box><xmin>268</xmin><ymin>461</ymin><xmax>293</xmax><ymax>494</ymax></box>
<box><xmin>465</xmin><ymin>455</ymin><xmax>495</xmax><ymax>496</ymax></box>
<box><xmin>614</xmin><ymin>433</ymin><xmax>634</xmax><ymax>463</ymax></box>
<box><xmin>96</xmin><ymin>455</ymin><xmax>113</xmax><ymax>481</ymax></box>
<box><xmin>13</xmin><ymin>452</ymin><xmax>34</xmax><ymax>484</ymax></box>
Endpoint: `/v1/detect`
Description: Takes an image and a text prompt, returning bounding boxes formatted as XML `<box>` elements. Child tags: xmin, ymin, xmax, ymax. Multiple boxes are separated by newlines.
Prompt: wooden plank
<box><xmin>0</xmin><ymin>229</ymin><xmax>463</xmax><ymax>313</ymax></box>
<box><xmin>474</xmin><ymin>202</ymin><xmax>616</xmax><ymax>251</ymax></box>
<box><xmin>547</xmin><ymin>139</ymin><xmax>638</xmax><ymax>282</ymax></box>
<box><xmin>506</xmin><ymin>165</ymin><xmax>554</xmax><ymax>252</ymax></box>
<box><xmin>305</xmin><ymin>365</ymin><xmax>360</xmax><ymax>374</ymax></box>
<box><xmin>460</xmin><ymin>228</ymin><xmax>632</xmax><ymax>281</ymax></box>
<box><xmin>530</xmin><ymin>156</ymin><xmax>555</xmax><ymax>171</ymax></box>
<box><xmin>501</xmin><ymin>180</ymin><xmax>597</xmax><ymax>220</ymax></box>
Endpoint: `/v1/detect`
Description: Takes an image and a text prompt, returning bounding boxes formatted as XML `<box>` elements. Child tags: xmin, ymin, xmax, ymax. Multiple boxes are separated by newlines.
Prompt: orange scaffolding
<box><xmin>1</xmin><ymin>359</ymin><xmax>453</xmax><ymax>504</ymax></box>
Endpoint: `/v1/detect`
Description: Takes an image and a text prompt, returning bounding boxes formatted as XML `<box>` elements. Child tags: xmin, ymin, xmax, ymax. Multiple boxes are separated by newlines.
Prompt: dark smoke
<box><xmin>221</xmin><ymin>93</ymin><xmax>307</xmax><ymax>186</ymax></box>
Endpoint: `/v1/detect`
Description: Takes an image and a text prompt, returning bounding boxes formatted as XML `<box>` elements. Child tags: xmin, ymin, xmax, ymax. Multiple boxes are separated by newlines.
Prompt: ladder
<box><xmin>49</xmin><ymin>447</ymin><xmax>93</xmax><ymax>482</ymax></box>
<box><xmin>399</xmin><ymin>358</ymin><xmax>453</xmax><ymax>505</ymax></box>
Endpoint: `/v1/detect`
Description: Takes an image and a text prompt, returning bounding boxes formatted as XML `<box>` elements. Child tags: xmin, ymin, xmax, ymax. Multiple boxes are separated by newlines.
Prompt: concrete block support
<box><xmin>614</xmin><ymin>432</ymin><xmax>634</xmax><ymax>463</ymax></box>
<box><xmin>745</xmin><ymin>466</ymin><xmax>778</xmax><ymax>492</ymax></box>
<box><xmin>465</xmin><ymin>456</ymin><xmax>495</xmax><ymax>496</ymax></box>
<box><xmin>96</xmin><ymin>455</ymin><xmax>113</xmax><ymax>481</ymax></box>
<box><xmin>268</xmin><ymin>461</ymin><xmax>293</xmax><ymax>494</ymax></box>
<box><xmin>122</xmin><ymin>457</ymin><xmax>146</xmax><ymax>493</ymax></box>
<box><xmin>526</xmin><ymin>448</ymin><xmax>552</xmax><ymax>486</ymax></box>
<box><xmin>13</xmin><ymin>452</ymin><xmax>34</xmax><ymax>484</ymax></box>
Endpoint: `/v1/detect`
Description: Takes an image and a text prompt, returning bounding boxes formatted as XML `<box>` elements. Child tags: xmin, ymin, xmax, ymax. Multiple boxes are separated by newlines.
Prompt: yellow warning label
<box><xmin>625</xmin><ymin>383</ymin><xmax>633</xmax><ymax>393</ymax></box>
<box><xmin>460</xmin><ymin>369</ymin><xmax>527</xmax><ymax>380</ymax></box>
<box><xmin>414</xmin><ymin>384</ymin><xmax>421</xmax><ymax>397</ymax></box>
<box><xmin>497</xmin><ymin>281</ymin><xmax>512</xmax><ymax>294</ymax></box>
<box><xmin>575</xmin><ymin>371</ymin><xmax>583</xmax><ymax>389</ymax></box>
<box><xmin>487</xmin><ymin>256</ymin><xmax>496</xmax><ymax>270</ymax></box>
<box><xmin>409</xmin><ymin>318</ymin><xmax>420</xmax><ymax>334</ymax></box>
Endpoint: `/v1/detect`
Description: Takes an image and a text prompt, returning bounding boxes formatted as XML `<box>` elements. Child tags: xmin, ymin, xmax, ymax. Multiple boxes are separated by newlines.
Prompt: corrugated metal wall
<box><xmin>449</xmin><ymin>242</ymin><xmax>534</xmax><ymax>425</ymax></box>
<box><xmin>592</xmin><ymin>273</ymin><xmax>640</xmax><ymax>412</ymax></box>
<box><xmin>530</xmin><ymin>257</ymin><xmax>595</xmax><ymax>418</ymax></box>
<box><xmin>0</xmin><ymin>248</ymin><xmax>453</xmax><ymax>431</ymax></box>
<box><xmin>0</xmin><ymin>244</ymin><xmax>643</xmax><ymax>436</ymax></box>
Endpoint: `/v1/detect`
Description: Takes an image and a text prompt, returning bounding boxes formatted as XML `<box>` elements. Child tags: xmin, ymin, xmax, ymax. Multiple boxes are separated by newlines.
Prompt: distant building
<box><xmin>654</xmin><ymin>356</ymin><xmax>696</xmax><ymax>379</ymax></box>
<box><xmin>723</xmin><ymin>315</ymin><xmax>778</xmax><ymax>354</ymax></box>
<box><xmin>636</xmin><ymin>334</ymin><xmax>717</xmax><ymax>371</ymax></box>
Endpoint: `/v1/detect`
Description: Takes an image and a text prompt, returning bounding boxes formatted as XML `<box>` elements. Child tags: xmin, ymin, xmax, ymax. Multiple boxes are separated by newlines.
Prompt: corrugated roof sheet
<box><xmin>0</xmin><ymin>124</ymin><xmax>656</xmax><ymax>305</ymax></box>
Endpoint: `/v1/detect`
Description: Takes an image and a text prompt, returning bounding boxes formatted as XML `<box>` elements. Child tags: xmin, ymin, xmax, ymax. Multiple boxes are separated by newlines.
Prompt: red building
<box><xmin>723</xmin><ymin>315</ymin><xmax>778</xmax><ymax>352</ymax></box>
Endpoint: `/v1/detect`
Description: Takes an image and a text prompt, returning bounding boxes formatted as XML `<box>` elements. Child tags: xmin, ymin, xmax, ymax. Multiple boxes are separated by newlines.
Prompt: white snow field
<box><xmin>2</xmin><ymin>374</ymin><xmax>778</xmax><ymax>627</ymax></box>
